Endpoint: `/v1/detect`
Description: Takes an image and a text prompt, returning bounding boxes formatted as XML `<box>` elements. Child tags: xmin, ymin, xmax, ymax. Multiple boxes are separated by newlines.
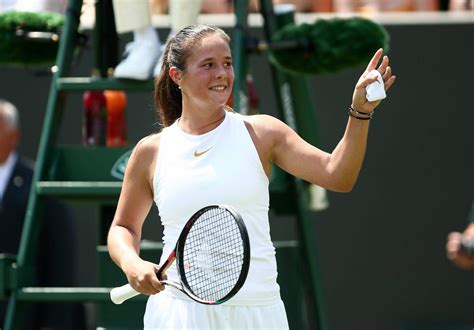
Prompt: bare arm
<box><xmin>107</xmin><ymin>134</ymin><xmax>164</xmax><ymax>295</ymax></box>
<box><xmin>328</xmin><ymin>48</ymin><xmax>396</xmax><ymax>190</ymax></box>
<box><xmin>252</xmin><ymin>49</ymin><xmax>396</xmax><ymax>192</ymax></box>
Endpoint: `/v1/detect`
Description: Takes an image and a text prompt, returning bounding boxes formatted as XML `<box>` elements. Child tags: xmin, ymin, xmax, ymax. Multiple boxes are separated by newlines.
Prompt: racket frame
<box><xmin>172</xmin><ymin>205</ymin><xmax>251</xmax><ymax>305</ymax></box>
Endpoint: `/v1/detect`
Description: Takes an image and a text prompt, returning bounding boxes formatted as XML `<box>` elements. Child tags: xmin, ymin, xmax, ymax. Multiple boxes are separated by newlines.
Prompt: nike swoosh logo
<box><xmin>194</xmin><ymin>147</ymin><xmax>212</xmax><ymax>157</ymax></box>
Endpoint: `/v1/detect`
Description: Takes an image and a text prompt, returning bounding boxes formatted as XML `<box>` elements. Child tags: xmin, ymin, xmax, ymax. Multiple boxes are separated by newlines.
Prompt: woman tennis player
<box><xmin>107</xmin><ymin>24</ymin><xmax>396</xmax><ymax>329</ymax></box>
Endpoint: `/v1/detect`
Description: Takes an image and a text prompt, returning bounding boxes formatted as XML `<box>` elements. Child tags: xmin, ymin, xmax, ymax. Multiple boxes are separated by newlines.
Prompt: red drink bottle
<box><xmin>83</xmin><ymin>91</ymin><xmax>107</xmax><ymax>146</ymax></box>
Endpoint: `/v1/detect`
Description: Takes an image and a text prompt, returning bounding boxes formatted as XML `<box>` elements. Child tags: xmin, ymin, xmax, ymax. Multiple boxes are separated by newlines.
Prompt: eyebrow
<box><xmin>200</xmin><ymin>56</ymin><xmax>232</xmax><ymax>63</ymax></box>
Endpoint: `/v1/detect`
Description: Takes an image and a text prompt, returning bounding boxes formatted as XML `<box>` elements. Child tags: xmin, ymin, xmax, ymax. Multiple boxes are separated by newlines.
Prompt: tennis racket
<box><xmin>110</xmin><ymin>205</ymin><xmax>250</xmax><ymax>305</ymax></box>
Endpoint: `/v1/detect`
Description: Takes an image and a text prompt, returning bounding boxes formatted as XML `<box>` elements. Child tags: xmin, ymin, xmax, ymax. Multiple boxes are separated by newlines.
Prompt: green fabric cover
<box><xmin>0</xmin><ymin>11</ymin><xmax>64</xmax><ymax>66</ymax></box>
<box><xmin>269</xmin><ymin>17</ymin><xmax>390</xmax><ymax>75</ymax></box>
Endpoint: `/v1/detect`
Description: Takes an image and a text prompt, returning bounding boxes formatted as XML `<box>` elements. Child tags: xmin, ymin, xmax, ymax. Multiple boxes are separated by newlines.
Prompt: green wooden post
<box><xmin>231</xmin><ymin>0</ymin><xmax>249</xmax><ymax>113</ymax></box>
<box><xmin>3</xmin><ymin>0</ymin><xmax>84</xmax><ymax>328</ymax></box>
<box><xmin>259</xmin><ymin>1</ymin><xmax>329</xmax><ymax>329</ymax></box>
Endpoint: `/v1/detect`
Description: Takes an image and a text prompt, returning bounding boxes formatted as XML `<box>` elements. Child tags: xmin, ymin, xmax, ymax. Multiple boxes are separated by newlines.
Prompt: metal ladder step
<box><xmin>36</xmin><ymin>181</ymin><xmax>121</xmax><ymax>195</ymax></box>
<box><xmin>56</xmin><ymin>77</ymin><xmax>154</xmax><ymax>91</ymax></box>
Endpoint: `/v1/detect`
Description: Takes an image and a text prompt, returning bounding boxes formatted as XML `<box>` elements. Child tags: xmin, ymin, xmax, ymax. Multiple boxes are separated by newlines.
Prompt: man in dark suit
<box><xmin>0</xmin><ymin>99</ymin><xmax>85</xmax><ymax>329</ymax></box>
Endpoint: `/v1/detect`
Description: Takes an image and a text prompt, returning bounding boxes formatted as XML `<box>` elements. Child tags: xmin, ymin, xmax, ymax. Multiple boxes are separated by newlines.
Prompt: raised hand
<box><xmin>446</xmin><ymin>230</ymin><xmax>474</xmax><ymax>271</ymax></box>
<box><xmin>351</xmin><ymin>48</ymin><xmax>396</xmax><ymax>114</ymax></box>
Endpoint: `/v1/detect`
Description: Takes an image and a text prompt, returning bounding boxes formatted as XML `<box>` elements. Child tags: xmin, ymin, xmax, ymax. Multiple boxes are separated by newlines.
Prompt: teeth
<box><xmin>210</xmin><ymin>86</ymin><xmax>226</xmax><ymax>91</ymax></box>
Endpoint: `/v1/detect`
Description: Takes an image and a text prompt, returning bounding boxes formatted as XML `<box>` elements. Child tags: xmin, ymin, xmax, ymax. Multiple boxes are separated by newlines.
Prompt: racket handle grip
<box><xmin>110</xmin><ymin>284</ymin><xmax>140</xmax><ymax>304</ymax></box>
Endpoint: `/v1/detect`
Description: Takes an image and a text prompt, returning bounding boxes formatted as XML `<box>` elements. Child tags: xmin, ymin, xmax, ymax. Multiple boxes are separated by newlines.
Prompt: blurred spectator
<box><xmin>0</xmin><ymin>99</ymin><xmax>85</xmax><ymax>329</ymax></box>
<box><xmin>281</xmin><ymin>0</ymin><xmax>334</xmax><ymax>12</ymax></box>
<box><xmin>310</xmin><ymin>0</ymin><xmax>334</xmax><ymax>12</ymax></box>
<box><xmin>150</xmin><ymin>0</ymin><xmax>169</xmax><ymax>15</ymax></box>
<box><xmin>161</xmin><ymin>0</ymin><xmax>332</xmax><ymax>14</ymax></box>
<box><xmin>383</xmin><ymin>0</ymin><xmax>439</xmax><ymax>11</ymax></box>
<box><xmin>333</xmin><ymin>0</ymin><xmax>439</xmax><ymax>12</ymax></box>
<box><xmin>273</xmin><ymin>0</ymin><xmax>317</xmax><ymax>12</ymax></box>
<box><xmin>153</xmin><ymin>0</ymin><xmax>231</xmax><ymax>14</ymax></box>
<box><xmin>201</xmin><ymin>0</ymin><xmax>232</xmax><ymax>13</ymax></box>
<box><xmin>449</xmin><ymin>0</ymin><xmax>473</xmax><ymax>10</ymax></box>
<box><xmin>151</xmin><ymin>0</ymin><xmax>468</xmax><ymax>14</ymax></box>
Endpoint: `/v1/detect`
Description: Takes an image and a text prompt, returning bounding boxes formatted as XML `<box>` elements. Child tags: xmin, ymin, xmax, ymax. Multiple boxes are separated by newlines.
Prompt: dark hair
<box><xmin>154</xmin><ymin>25</ymin><xmax>231</xmax><ymax>127</ymax></box>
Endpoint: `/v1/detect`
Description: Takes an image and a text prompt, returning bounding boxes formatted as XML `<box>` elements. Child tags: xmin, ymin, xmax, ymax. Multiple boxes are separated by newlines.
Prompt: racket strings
<box><xmin>183</xmin><ymin>207</ymin><xmax>245</xmax><ymax>302</ymax></box>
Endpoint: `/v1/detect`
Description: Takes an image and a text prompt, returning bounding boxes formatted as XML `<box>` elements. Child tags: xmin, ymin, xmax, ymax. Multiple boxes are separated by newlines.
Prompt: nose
<box><xmin>215</xmin><ymin>64</ymin><xmax>228</xmax><ymax>79</ymax></box>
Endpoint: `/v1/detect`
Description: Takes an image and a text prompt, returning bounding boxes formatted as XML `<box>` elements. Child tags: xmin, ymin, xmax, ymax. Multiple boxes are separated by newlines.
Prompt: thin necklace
<box><xmin>180</xmin><ymin>111</ymin><xmax>226</xmax><ymax>134</ymax></box>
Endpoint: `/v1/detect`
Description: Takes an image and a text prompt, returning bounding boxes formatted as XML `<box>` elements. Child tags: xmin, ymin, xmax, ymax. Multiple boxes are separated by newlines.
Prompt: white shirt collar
<box><xmin>0</xmin><ymin>152</ymin><xmax>18</xmax><ymax>199</ymax></box>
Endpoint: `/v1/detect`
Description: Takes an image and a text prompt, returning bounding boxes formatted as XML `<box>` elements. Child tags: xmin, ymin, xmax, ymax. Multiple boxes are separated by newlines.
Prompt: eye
<box><xmin>202</xmin><ymin>62</ymin><xmax>213</xmax><ymax>68</ymax></box>
<box><xmin>224</xmin><ymin>61</ymin><xmax>233</xmax><ymax>67</ymax></box>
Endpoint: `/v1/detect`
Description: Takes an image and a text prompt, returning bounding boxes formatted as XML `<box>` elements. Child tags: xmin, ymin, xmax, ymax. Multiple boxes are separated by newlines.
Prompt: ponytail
<box><xmin>155</xmin><ymin>41</ymin><xmax>182</xmax><ymax>127</ymax></box>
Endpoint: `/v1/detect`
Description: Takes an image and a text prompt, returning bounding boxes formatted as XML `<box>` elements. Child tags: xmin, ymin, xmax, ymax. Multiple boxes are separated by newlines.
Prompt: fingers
<box><xmin>352</xmin><ymin>49</ymin><xmax>395</xmax><ymax>110</ymax></box>
<box><xmin>131</xmin><ymin>272</ymin><xmax>165</xmax><ymax>295</ymax></box>
<box><xmin>382</xmin><ymin>66</ymin><xmax>391</xmax><ymax>81</ymax></box>
<box><xmin>377</xmin><ymin>55</ymin><xmax>389</xmax><ymax>76</ymax></box>
<box><xmin>127</xmin><ymin>262</ymin><xmax>166</xmax><ymax>296</ymax></box>
<box><xmin>366</xmin><ymin>48</ymin><xmax>384</xmax><ymax>72</ymax></box>
<box><xmin>150</xmin><ymin>271</ymin><xmax>166</xmax><ymax>291</ymax></box>
<box><xmin>446</xmin><ymin>232</ymin><xmax>474</xmax><ymax>270</ymax></box>
<box><xmin>446</xmin><ymin>232</ymin><xmax>462</xmax><ymax>259</ymax></box>
<box><xmin>384</xmin><ymin>75</ymin><xmax>396</xmax><ymax>91</ymax></box>
<box><xmin>361</xmin><ymin>50</ymin><xmax>393</xmax><ymax>88</ymax></box>
<box><xmin>379</xmin><ymin>65</ymin><xmax>396</xmax><ymax>92</ymax></box>
<box><xmin>357</xmin><ymin>70</ymin><xmax>380</xmax><ymax>89</ymax></box>
<box><xmin>147</xmin><ymin>265</ymin><xmax>165</xmax><ymax>293</ymax></box>
<box><xmin>447</xmin><ymin>231</ymin><xmax>463</xmax><ymax>241</ymax></box>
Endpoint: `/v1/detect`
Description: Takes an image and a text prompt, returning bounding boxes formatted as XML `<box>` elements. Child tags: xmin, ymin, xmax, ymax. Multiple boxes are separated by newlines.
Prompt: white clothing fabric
<box><xmin>153</xmin><ymin>111</ymin><xmax>280</xmax><ymax>305</ymax></box>
<box><xmin>144</xmin><ymin>287</ymin><xmax>289</xmax><ymax>329</ymax></box>
<box><xmin>0</xmin><ymin>0</ymin><xmax>17</xmax><ymax>12</ymax></box>
<box><xmin>113</xmin><ymin>26</ymin><xmax>161</xmax><ymax>80</ymax></box>
<box><xmin>0</xmin><ymin>152</ymin><xmax>17</xmax><ymax>200</ymax></box>
<box><xmin>112</xmin><ymin>0</ymin><xmax>151</xmax><ymax>33</ymax></box>
<box><xmin>112</xmin><ymin>0</ymin><xmax>203</xmax><ymax>34</ymax></box>
<box><xmin>148</xmin><ymin>111</ymin><xmax>287</xmax><ymax>328</ymax></box>
<box><xmin>169</xmin><ymin>0</ymin><xmax>202</xmax><ymax>34</ymax></box>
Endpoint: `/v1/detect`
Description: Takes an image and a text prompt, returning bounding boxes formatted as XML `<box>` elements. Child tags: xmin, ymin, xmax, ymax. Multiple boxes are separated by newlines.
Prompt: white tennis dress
<box><xmin>146</xmin><ymin>111</ymin><xmax>289</xmax><ymax>329</ymax></box>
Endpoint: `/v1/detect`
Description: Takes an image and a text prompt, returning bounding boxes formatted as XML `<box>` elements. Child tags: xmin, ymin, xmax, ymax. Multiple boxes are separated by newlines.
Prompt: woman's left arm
<box><xmin>329</xmin><ymin>49</ymin><xmax>396</xmax><ymax>190</ymax></box>
<box><xmin>270</xmin><ymin>49</ymin><xmax>396</xmax><ymax>192</ymax></box>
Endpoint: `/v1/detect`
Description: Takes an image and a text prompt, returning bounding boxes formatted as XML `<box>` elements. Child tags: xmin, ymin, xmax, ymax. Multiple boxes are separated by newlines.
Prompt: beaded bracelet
<box><xmin>348</xmin><ymin>106</ymin><xmax>373</xmax><ymax>120</ymax></box>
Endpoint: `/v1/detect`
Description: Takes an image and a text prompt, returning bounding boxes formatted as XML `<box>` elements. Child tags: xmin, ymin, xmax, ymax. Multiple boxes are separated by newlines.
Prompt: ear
<box><xmin>169</xmin><ymin>66</ymin><xmax>182</xmax><ymax>86</ymax></box>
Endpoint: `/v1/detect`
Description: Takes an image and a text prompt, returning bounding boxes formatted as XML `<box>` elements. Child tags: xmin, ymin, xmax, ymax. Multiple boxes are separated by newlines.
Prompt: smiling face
<box><xmin>172</xmin><ymin>33</ymin><xmax>234</xmax><ymax>112</ymax></box>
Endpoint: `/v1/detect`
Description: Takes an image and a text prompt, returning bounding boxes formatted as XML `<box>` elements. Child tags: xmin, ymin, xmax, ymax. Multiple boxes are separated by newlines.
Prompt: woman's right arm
<box><xmin>107</xmin><ymin>135</ymin><xmax>164</xmax><ymax>295</ymax></box>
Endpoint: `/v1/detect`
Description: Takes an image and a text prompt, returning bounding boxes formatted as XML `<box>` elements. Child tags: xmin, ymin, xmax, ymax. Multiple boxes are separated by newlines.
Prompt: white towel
<box><xmin>366</xmin><ymin>69</ymin><xmax>386</xmax><ymax>102</ymax></box>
